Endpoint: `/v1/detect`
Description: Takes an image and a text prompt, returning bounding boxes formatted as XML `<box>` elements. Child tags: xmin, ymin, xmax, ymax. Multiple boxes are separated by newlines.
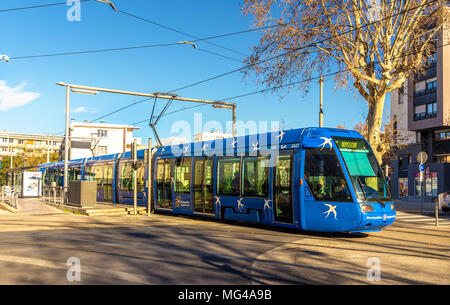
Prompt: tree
<box><xmin>0</xmin><ymin>151</ymin><xmax>59</xmax><ymax>185</ymax></box>
<box><xmin>354</xmin><ymin>116</ymin><xmax>406</xmax><ymax>168</ymax></box>
<box><xmin>241</xmin><ymin>0</ymin><xmax>449</xmax><ymax>161</ymax></box>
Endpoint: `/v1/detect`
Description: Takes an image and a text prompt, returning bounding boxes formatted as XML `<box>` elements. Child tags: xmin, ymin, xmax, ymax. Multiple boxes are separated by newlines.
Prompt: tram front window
<box><xmin>304</xmin><ymin>148</ymin><xmax>352</xmax><ymax>202</ymax></box>
<box><xmin>334</xmin><ymin>138</ymin><xmax>391</xmax><ymax>202</ymax></box>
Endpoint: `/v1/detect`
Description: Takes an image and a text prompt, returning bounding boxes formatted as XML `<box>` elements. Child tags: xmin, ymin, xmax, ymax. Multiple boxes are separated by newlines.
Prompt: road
<box><xmin>0</xmin><ymin>200</ymin><xmax>449</xmax><ymax>285</ymax></box>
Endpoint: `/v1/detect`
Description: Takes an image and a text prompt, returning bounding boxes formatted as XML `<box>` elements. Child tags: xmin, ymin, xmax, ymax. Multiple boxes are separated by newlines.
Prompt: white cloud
<box><xmin>161</xmin><ymin>136</ymin><xmax>189</xmax><ymax>146</ymax></box>
<box><xmin>72</xmin><ymin>106</ymin><xmax>88</xmax><ymax>113</ymax></box>
<box><xmin>0</xmin><ymin>80</ymin><xmax>40</xmax><ymax>111</ymax></box>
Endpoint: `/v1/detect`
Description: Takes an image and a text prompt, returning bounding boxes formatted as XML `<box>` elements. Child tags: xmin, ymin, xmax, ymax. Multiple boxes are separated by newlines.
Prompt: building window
<box><xmin>437</xmin><ymin>155</ymin><xmax>450</xmax><ymax>163</ymax></box>
<box><xmin>430</xmin><ymin>52</ymin><xmax>437</xmax><ymax>65</ymax></box>
<box><xmin>97</xmin><ymin>130</ymin><xmax>108</xmax><ymax>137</ymax></box>
<box><xmin>18</xmin><ymin>140</ymin><xmax>24</xmax><ymax>144</ymax></box>
<box><xmin>1</xmin><ymin>138</ymin><xmax>7</xmax><ymax>143</ymax></box>
<box><xmin>414</xmin><ymin>102</ymin><xmax>437</xmax><ymax>121</ymax></box>
<box><xmin>414</xmin><ymin>172</ymin><xmax>438</xmax><ymax>197</ymax></box>
<box><xmin>426</xmin><ymin>80</ymin><xmax>437</xmax><ymax>91</ymax></box>
<box><xmin>434</xmin><ymin>130</ymin><xmax>450</xmax><ymax>141</ymax></box>
<box><xmin>414</xmin><ymin>78</ymin><xmax>437</xmax><ymax>97</ymax></box>
<box><xmin>95</xmin><ymin>146</ymin><xmax>107</xmax><ymax>156</ymax></box>
<box><xmin>398</xmin><ymin>85</ymin><xmax>404</xmax><ymax>104</ymax></box>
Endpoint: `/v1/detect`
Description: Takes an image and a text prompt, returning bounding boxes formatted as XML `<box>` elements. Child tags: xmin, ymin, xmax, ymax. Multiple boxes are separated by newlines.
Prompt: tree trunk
<box><xmin>366</xmin><ymin>94</ymin><xmax>386</xmax><ymax>163</ymax></box>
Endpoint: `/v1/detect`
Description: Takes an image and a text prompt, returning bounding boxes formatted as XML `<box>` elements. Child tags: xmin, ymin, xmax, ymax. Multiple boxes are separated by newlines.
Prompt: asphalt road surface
<box><xmin>0</xmin><ymin>204</ymin><xmax>449</xmax><ymax>285</ymax></box>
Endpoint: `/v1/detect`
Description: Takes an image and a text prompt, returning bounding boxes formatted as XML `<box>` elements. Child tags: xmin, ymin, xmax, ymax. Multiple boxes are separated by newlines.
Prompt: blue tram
<box><xmin>38</xmin><ymin>127</ymin><xmax>396</xmax><ymax>233</ymax></box>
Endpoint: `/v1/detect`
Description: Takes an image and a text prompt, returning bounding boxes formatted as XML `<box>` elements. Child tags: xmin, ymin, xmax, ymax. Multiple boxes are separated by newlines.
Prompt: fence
<box><xmin>41</xmin><ymin>186</ymin><xmax>67</xmax><ymax>206</ymax></box>
<box><xmin>1</xmin><ymin>186</ymin><xmax>19</xmax><ymax>209</ymax></box>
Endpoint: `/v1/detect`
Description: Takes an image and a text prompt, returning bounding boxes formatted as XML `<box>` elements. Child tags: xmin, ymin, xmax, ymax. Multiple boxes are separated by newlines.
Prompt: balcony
<box><xmin>414</xmin><ymin>86</ymin><xmax>437</xmax><ymax>98</ymax></box>
<box><xmin>414</xmin><ymin>111</ymin><xmax>437</xmax><ymax>121</ymax></box>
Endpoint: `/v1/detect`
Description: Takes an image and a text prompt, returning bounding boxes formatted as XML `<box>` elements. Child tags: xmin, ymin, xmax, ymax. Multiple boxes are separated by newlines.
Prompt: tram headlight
<box><xmin>390</xmin><ymin>204</ymin><xmax>395</xmax><ymax>211</ymax></box>
<box><xmin>360</xmin><ymin>204</ymin><xmax>374</xmax><ymax>212</ymax></box>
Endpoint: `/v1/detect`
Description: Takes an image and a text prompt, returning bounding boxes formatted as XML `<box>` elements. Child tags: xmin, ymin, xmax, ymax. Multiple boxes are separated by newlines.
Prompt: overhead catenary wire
<box><xmin>91</xmin><ymin>0</ymin><xmax>439</xmax><ymax>125</ymax></box>
<box><xmin>49</xmin><ymin>0</ymin><xmax>439</xmax><ymax>134</ymax></box>
<box><xmin>118</xmin><ymin>9</ymin><xmax>249</xmax><ymax>58</ymax></box>
<box><xmin>129</xmin><ymin>41</ymin><xmax>450</xmax><ymax>127</ymax></box>
<box><xmin>0</xmin><ymin>0</ymin><xmax>90</xmax><ymax>13</ymax></box>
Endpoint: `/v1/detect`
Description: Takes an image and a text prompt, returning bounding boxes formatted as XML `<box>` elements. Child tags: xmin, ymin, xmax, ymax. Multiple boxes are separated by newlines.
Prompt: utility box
<box><xmin>68</xmin><ymin>181</ymin><xmax>97</xmax><ymax>207</ymax></box>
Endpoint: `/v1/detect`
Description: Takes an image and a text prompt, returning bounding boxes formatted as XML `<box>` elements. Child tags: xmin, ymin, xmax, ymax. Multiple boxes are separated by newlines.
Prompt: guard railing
<box><xmin>42</xmin><ymin>186</ymin><xmax>68</xmax><ymax>206</ymax></box>
<box><xmin>1</xmin><ymin>186</ymin><xmax>19</xmax><ymax>209</ymax></box>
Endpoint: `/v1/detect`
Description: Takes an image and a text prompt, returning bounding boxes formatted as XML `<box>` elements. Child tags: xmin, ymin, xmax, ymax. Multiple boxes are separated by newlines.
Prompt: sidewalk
<box><xmin>394</xmin><ymin>197</ymin><xmax>440</xmax><ymax>214</ymax></box>
<box><xmin>11</xmin><ymin>198</ymin><xmax>63</xmax><ymax>215</ymax></box>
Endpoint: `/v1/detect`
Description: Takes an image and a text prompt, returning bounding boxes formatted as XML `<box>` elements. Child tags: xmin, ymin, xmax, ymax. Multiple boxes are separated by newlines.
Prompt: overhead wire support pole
<box><xmin>56</xmin><ymin>82</ymin><xmax>237</xmax><ymax>140</ymax></box>
<box><xmin>64</xmin><ymin>84</ymin><xmax>71</xmax><ymax>203</ymax></box>
<box><xmin>319</xmin><ymin>75</ymin><xmax>324</xmax><ymax>128</ymax></box>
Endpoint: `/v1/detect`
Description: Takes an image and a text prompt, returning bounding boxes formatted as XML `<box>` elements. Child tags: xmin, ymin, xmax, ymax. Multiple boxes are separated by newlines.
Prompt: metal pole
<box><xmin>133</xmin><ymin>139</ymin><xmax>137</xmax><ymax>215</ymax></box>
<box><xmin>319</xmin><ymin>75</ymin><xmax>324</xmax><ymax>128</ymax></box>
<box><xmin>47</xmin><ymin>134</ymin><xmax>50</xmax><ymax>163</ymax></box>
<box><xmin>64</xmin><ymin>85</ymin><xmax>70</xmax><ymax>201</ymax></box>
<box><xmin>435</xmin><ymin>198</ymin><xmax>439</xmax><ymax>227</ymax></box>
<box><xmin>232</xmin><ymin>105</ymin><xmax>236</xmax><ymax>138</ymax></box>
<box><xmin>147</xmin><ymin>138</ymin><xmax>152</xmax><ymax>216</ymax></box>
<box><xmin>56</xmin><ymin>82</ymin><xmax>236</xmax><ymax>109</ymax></box>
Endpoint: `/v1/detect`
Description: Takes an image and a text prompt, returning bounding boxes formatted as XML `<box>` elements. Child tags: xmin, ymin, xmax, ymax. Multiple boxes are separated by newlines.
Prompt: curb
<box><xmin>0</xmin><ymin>202</ymin><xmax>20</xmax><ymax>213</ymax></box>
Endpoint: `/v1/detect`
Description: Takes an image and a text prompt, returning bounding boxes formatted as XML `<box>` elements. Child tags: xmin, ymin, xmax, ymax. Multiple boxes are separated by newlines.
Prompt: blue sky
<box><xmin>0</xmin><ymin>0</ymin><xmax>389</xmax><ymax>142</ymax></box>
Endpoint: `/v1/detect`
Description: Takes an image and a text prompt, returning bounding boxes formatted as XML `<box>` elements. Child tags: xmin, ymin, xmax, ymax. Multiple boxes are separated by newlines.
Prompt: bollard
<box><xmin>435</xmin><ymin>198</ymin><xmax>439</xmax><ymax>227</ymax></box>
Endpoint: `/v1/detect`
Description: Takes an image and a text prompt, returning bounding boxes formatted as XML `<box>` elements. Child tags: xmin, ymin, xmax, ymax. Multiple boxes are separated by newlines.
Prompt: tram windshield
<box><xmin>334</xmin><ymin>138</ymin><xmax>391</xmax><ymax>202</ymax></box>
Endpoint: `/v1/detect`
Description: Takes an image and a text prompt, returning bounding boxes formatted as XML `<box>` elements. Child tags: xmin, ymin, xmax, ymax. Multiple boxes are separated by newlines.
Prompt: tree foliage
<box><xmin>0</xmin><ymin>151</ymin><xmax>59</xmax><ymax>185</ymax></box>
<box><xmin>354</xmin><ymin>116</ymin><xmax>406</xmax><ymax>167</ymax></box>
<box><xmin>241</xmin><ymin>0</ymin><xmax>449</xmax><ymax>161</ymax></box>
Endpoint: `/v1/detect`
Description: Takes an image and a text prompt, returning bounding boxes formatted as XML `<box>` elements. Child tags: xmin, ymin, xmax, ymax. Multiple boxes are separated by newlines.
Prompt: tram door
<box><xmin>193</xmin><ymin>157</ymin><xmax>214</xmax><ymax>214</ymax></box>
<box><xmin>103</xmin><ymin>164</ymin><xmax>114</xmax><ymax>202</ymax></box>
<box><xmin>273</xmin><ymin>152</ymin><xmax>294</xmax><ymax>223</ymax></box>
<box><xmin>156</xmin><ymin>159</ymin><xmax>173</xmax><ymax>209</ymax></box>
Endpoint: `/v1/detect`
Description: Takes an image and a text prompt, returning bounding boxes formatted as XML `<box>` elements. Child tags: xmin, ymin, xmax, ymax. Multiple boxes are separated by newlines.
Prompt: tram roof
<box><xmin>38</xmin><ymin>149</ymin><xmax>148</xmax><ymax>169</ymax></box>
<box><xmin>154</xmin><ymin>127</ymin><xmax>364</xmax><ymax>157</ymax></box>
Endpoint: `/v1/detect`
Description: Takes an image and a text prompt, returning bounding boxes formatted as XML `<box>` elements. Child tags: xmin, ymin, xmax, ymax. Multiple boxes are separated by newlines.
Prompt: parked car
<box><xmin>439</xmin><ymin>192</ymin><xmax>450</xmax><ymax>213</ymax></box>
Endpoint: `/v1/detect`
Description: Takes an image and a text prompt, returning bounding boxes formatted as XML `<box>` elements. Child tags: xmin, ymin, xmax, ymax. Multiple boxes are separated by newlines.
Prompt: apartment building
<box><xmin>0</xmin><ymin>131</ymin><xmax>63</xmax><ymax>161</ymax></box>
<box><xmin>390</xmin><ymin>15</ymin><xmax>450</xmax><ymax>199</ymax></box>
<box><xmin>66</xmin><ymin>120</ymin><xmax>141</xmax><ymax>160</ymax></box>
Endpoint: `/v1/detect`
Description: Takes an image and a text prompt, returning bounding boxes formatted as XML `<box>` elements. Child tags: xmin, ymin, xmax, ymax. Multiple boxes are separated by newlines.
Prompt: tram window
<box><xmin>304</xmin><ymin>148</ymin><xmax>352</xmax><ymax>202</ymax></box>
<box><xmin>69</xmin><ymin>168</ymin><xmax>81</xmax><ymax>181</ymax></box>
<box><xmin>121</xmin><ymin>163</ymin><xmax>133</xmax><ymax>191</ymax></box>
<box><xmin>84</xmin><ymin>167</ymin><xmax>94</xmax><ymax>181</ymax></box>
<box><xmin>217</xmin><ymin>157</ymin><xmax>241</xmax><ymax>195</ymax></box>
<box><xmin>174</xmin><ymin>157</ymin><xmax>192</xmax><ymax>193</ymax></box>
<box><xmin>136</xmin><ymin>166</ymin><xmax>145</xmax><ymax>192</ymax></box>
<box><xmin>242</xmin><ymin>157</ymin><xmax>269</xmax><ymax>197</ymax></box>
<box><xmin>93</xmin><ymin>166</ymin><xmax>104</xmax><ymax>186</ymax></box>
